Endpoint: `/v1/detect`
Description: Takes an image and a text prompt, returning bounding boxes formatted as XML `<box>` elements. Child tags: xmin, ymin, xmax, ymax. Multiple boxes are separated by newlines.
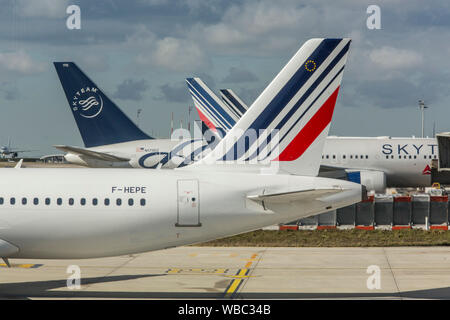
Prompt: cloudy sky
<box><xmin>0</xmin><ymin>0</ymin><xmax>449</xmax><ymax>156</ymax></box>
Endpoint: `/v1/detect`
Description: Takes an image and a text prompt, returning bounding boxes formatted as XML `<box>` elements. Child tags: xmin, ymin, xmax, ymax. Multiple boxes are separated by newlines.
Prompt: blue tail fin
<box><xmin>54</xmin><ymin>62</ymin><xmax>152</xmax><ymax>147</ymax></box>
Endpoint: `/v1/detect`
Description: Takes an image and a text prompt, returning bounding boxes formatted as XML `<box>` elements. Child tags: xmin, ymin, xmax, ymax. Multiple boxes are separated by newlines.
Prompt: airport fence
<box><xmin>268</xmin><ymin>194</ymin><xmax>450</xmax><ymax>231</ymax></box>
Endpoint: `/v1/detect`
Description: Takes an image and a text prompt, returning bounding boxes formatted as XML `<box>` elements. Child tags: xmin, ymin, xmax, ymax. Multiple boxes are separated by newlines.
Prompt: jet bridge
<box><xmin>431</xmin><ymin>133</ymin><xmax>450</xmax><ymax>184</ymax></box>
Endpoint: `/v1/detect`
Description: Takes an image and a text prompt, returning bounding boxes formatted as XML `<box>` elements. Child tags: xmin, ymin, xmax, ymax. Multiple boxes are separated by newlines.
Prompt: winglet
<box><xmin>14</xmin><ymin>159</ymin><xmax>23</xmax><ymax>169</ymax></box>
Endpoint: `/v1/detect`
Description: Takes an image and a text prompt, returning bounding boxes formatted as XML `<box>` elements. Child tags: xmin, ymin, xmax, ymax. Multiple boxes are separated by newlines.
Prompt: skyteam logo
<box><xmin>71</xmin><ymin>86</ymin><xmax>103</xmax><ymax>118</ymax></box>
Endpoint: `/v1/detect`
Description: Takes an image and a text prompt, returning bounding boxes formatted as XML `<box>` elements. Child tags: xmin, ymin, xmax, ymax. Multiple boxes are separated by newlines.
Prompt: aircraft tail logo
<box><xmin>72</xmin><ymin>87</ymin><xmax>103</xmax><ymax>118</ymax></box>
<box><xmin>54</xmin><ymin>62</ymin><xmax>152</xmax><ymax>148</ymax></box>
<box><xmin>197</xmin><ymin>38</ymin><xmax>351</xmax><ymax>176</ymax></box>
<box><xmin>422</xmin><ymin>164</ymin><xmax>431</xmax><ymax>175</ymax></box>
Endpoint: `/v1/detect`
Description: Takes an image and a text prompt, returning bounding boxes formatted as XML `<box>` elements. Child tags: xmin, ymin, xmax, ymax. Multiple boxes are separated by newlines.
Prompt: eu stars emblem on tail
<box><xmin>305</xmin><ymin>59</ymin><xmax>317</xmax><ymax>72</ymax></box>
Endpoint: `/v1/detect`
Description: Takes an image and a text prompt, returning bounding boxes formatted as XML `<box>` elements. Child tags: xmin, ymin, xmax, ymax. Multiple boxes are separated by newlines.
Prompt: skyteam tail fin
<box><xmin>198</xmin><ymin>38</ymin><xmax>351</xmax><ymax>176</ymax></box>
<box><xmin>186</xmin><ymin>77</ymin><xmax>239</xmax><ymax>132</ymax></box>
<box><xmin>219</xmin><ymin>89</ymin><xmax>248</xmax><ymax>118</ymax></box>
<box><xmin>54</xmin><ymin>62</ymin><xmax>151</xmax><ymax>148</ymax></box>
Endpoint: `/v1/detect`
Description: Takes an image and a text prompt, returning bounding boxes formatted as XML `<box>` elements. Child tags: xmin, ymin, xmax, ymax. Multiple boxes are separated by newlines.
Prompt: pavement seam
<box><xmin>234</xmin><ymin>248</ymin><xmax>267</xmax><ymax>299</ymax></box>
<box><xmin>79</xmin><ymin>254</ymin><xmax>140</xmax><ymax>293</ymax></box>
<box><xmin>383</xmin><ymin>247</ymin><xmax>402</xmax><ymax>300</ymax></box>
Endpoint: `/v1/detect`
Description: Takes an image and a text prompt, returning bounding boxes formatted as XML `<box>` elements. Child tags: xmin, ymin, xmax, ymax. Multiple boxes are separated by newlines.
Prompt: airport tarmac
<box><xmin>0</xmin><ymin>161</ymin><xmax>82</xmax><ymax>168</ymax></box>
<box><xmin>1</xmin><ymin>246</ymin><xmax>450</xmax><ymax>299</ymax></box>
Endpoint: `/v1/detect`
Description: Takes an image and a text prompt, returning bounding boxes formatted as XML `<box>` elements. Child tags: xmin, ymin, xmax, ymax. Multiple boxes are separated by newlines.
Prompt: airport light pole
<box><xmin>188</xmin><ymin>105</ymin><xmax>193</xmax><ymax>135</ymax></box>
<box><xmin>419</xmin><ymin>100</ymin><xmax>428</xmax><ymax>138</ymax></box>
<box><xmin>137</xmin><ymin>108</ymin><xmax>142</xmax><ymax>128</ymax></box>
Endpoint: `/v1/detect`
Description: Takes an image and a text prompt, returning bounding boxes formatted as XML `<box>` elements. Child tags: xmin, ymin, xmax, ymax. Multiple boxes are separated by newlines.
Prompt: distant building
<box><xmin>40</xmin><ymin>154</ymin><xmax>67</xmax><ymax>163</ymax></box>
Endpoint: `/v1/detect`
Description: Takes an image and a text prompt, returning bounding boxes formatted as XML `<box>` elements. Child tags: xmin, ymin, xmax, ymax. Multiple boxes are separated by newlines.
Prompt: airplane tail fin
<box><xmin>219</xmin><ymin>89</ymin><xmax>248</xmax><ymax>118</ymax></box>
<box><xmin>197</xmin><ymin>38</ymin><xmax>351</xmax><ymax>176</ymax></box>
<box><xmin>53</xmin><ymin>62</ymin><xmax>151</xmax><ymax>148</ymax></box>
<box><xmin>186</xmin><ymin>77</ymin><xmax>239</xmax><ymax>132</ymax></box>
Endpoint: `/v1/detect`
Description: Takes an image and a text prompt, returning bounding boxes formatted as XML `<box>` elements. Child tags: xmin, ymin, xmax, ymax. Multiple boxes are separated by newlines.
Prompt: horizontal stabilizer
<box><xmin>54</xmin><ymin>145</ymin><xmax>130</xmax><ymax>162</ymax></box>
<box><xmin>318</xmin><ymin>165</ymin><xmax>348</xmax><ymax>179</ymax></box>
<box><xmin>247</xmin><ymin>188</ymin><xmax>343</xmax><ymax>204</ymax></box>
<box><xmin>0</xmin><ymin>239</ymin><xmax>19</xmax><ymax>257</ymax></box>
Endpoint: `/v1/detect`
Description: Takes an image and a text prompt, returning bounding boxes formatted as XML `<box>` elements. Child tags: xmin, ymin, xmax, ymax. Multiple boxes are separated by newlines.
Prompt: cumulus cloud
<box><xmin>78</xmin><ymin>55</ymin><xmax>109</xmax><ymax>72</ymax></box>
<box><xmin>0</xmin><ymin>81</ymin><xmax>19</xmax><ymax>101</ymax></box>
<box><xmin>369</xmin><ymin>46</ymin><xmax>423</xmax><ymax>69</ymax></box>
<box><xmin>17</xmin><ymin>0</ymin><xmax>70</xmax><ymax>18</ymax></box>
<box><xmin>222</xmin><ymin>67</ymin><xmax>258</xmax><ymax>83</ymax></box>
<box><xmin>135</xmin><ymin>36</ymin><xmax>209</xmax><ymax>72</ymax></box>
<box><xmin>113</xmin><ymin>79</ymin><xmax>149</xmax><ymax>101</ymax></box>
<box><xmin>157</xmin><ymin>82</ymin><xmax>191</xmax><ymax>103</ymax></box>
<box><xmin>0</xmin><ymin>50</ymin><xmax>45</xmax><ymax>74</ymax></box>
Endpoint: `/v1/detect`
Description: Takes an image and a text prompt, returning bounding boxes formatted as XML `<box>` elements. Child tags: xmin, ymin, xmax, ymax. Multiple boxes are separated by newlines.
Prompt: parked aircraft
<box><xmin>53</xmin><ymin>62</ymin><xmax>205</xmax><ymax>169</ymax></box>
<box><xmin>187</xmin><ymin>79</ymin><xmax>438</xmax><ymax>191</ymax></box>
<box><xmin>0</xmin><ymin>38</ymin><xmax>362</xmax><ymax>262</ymax></box>
<box><xmin>0</xmin><ymin>139</ymin><xmax>36</xmax><ymax>159</ymax></box>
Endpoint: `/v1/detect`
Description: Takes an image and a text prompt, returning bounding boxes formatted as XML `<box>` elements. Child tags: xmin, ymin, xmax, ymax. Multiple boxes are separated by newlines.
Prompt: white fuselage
<box><xmin>65</xmin><ymin>138</ymin><xmax>207</xmax><ymax>169</ymax></box>
<box><xmin>65</xmin><ymin>136</ymin><xmax>438</xmax><ymax>188</ymax></box>
<box><xmin>321</xmin><ymin>137</ymin><xmax>437</xmax><ymax>187</ymax></box>
<box><xmin>0</xmin><ymin>168</ymin><xmax>361</xmax><ymax>259</ymax></box>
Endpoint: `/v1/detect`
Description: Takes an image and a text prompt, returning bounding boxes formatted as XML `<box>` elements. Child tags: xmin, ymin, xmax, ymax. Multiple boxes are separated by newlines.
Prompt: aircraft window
<box><xmin>80</xmin><ymin>198</ymin><xmax>86</xmax><ymax>206</ymax></box>
<box><xmin>391</xmin><ymin>155</ymin><xmax>394</xmax><ymax>159</ymax></box>
<box><xmin>386</xmin><ymin>156</ymin><xmax>389</xmax><ymax>159</ymax></box>
<box><xmin>33</xmin><ymin>198</ymin><xmax>39</xmax><ymax>205</ymax></box>
<box><xmin>10</xmin><ymin>197</ymin><xmax>15</xmax><ymax>205</ymax></box>
<box><xmin>429</xmin><ymin>155</ymin><xmax>432</xmax><ymax>159</ymax></box>
<box><xmin>361</xmin><ymin>155</ymin><xmax>364</xmax><ymax>159</ymax></box>
<box><xmin>332</xmin><ymin>155</ymin><xmax>336</xmax><ymax>159</ymax></box>
<box><xmin>116</xmin><ymin>198</ymin><xmax>122</xmax><ymax>206</ymax></box>
<box><xmin>434</xmin><ymin>155</ymin><xmax>437</xmax><ymax>159</ymax></box>
<box><xmin>92</xmin><ymin>198</ymin><xmax>98</xmax><ymax>206</ymax></box>
<box><xmin>343</xmin><ymin>155</ymin><xmax>346</xmax><ymax>159</ymax></box>
<box><xmin>355</xmin><ymin>155</ymin><xmax>358</xmax><ymax>159</ymax></box>
<box><xmin>424</xmin><ymin>155</ymin><xmax>427</xmax><ymax>159</ymax></box>
<box><xmin>414</xmin><ymin>155</ymin><xmax>417</xmax><ymax>159</ymax></box>
<box><xmin>409</xmin><ymin>155</ymin><xmax>411</xmax><ymax>159</ymax></box>
<box><xmin>350</xmin><ymin>155</ymin><xmax>353</xmax><ymax>159</ymax></box>
<box><xmin>0</xmin><ymin>197</ymin><xmax>3</xmax><ymax>205</ymax></box>
<box><xmin>326</xmin><ymin>155</ymin><xmax>329</xmax><ymax>159</ymax></box>
<box><xmin>366</xmin><ymin>155</ymin><xmax>369</xmax><ymax>159</ymax></box>
<box><xmin>45</xmin><ymin>198</ymin><xmax>51</xmax><ymax>205</ymax></box>
<box><xmin>68</xmin><ymin>198</ymin><xmax>74</xmax><ymax>206</ymax></box>
<box><xmin>140</xmin><ymin>199</ymin><xmax>146</xmax><ymax>206</ymax></box>
<box><xmin>321</xmin><ymin>155</ymin><xmax>324</xmax><ymax>159</ymax></box>
<box><xmin>57</xmin><ymin>198</ymin><xmax>62</xmax><ymax>205</ymax></box>
<box><xmin>104</xmin><ymin>198</ymin><xmax>110</xmax><ymax>206</ymax></box>
<box><xmin>128</xmin><ymin>198</ymin><xmax>134</xmax><ymax>206</ymax></box>
<box><xmin>404</xmin><ymin>156</ymin><xmax>407</xmax><ymax>159</ymax></box>
<box><xmin>22</xmin><ymin>197</ymin><xmax>27</xmax><ymax>205</ymax></box>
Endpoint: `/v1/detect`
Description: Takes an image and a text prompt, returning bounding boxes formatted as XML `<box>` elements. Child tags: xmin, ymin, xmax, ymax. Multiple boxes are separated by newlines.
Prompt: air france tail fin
<box><xmin>54</xmin><ymin>62</ymin><xmax>151</xmax><ymax>148</ymax></box>
<box><xmin>186</xmin><ymin>77</ymin><xmax>239</xmax><ymax>132</ymax></box>
<box><xmin>198</xmin><ymin>38</ymin><xmax>351</xmax><ymax>176</ymax></box>
<box><xmin>219</xmin><ymin>89</ymin><xmax>248</xmax><ymax>118</ymax></box>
